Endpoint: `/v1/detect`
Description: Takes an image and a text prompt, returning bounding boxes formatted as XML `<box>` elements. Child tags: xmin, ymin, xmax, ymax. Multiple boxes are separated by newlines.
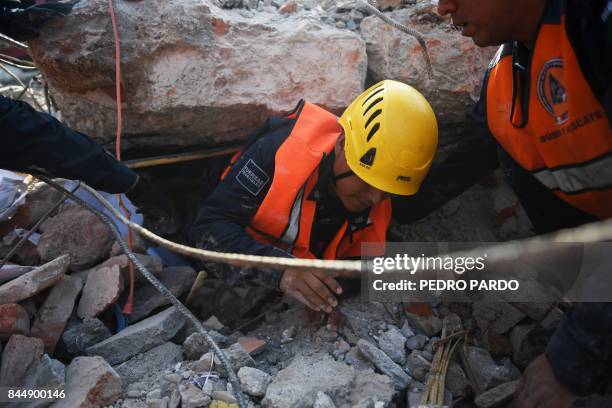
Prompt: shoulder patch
<box><xmin>236</xmin><ymin>159</ymin><xmax>270</xmax><ymax>196</ymax></box>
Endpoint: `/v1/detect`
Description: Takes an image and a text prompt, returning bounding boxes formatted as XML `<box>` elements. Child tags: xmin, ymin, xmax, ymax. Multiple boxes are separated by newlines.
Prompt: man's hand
<box><xmin>514</xmin><ymin>354</ymin><xmax>577</xmax><ymax>408</ymax></box>
<box><xmin>125</xmin><ymin>174</ymin><xmax>179</xmax><ymax>236</ymax></box>
<box><xmin>279</xmin><ymin>268</ymin><xmax>343</xmax><ymax>313</ymax></box>
<box><xmin>0</xmin><ymin>1</ymin><xmax>73</xmax><ymax>41</ymax></box>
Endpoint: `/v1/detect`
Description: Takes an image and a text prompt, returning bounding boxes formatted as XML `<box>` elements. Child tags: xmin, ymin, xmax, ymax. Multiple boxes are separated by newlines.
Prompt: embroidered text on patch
<box><xmin>236</xmin><ymin>159</ymin><xmax>270</xmax><ymax>196</ymax></box>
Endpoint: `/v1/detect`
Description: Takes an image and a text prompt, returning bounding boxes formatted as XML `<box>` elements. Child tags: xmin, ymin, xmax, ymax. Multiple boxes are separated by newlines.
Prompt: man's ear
<box><xmin>334</xmin><ymin>133</ymin><xmax>345</xmax><ymax>156</ymax></box>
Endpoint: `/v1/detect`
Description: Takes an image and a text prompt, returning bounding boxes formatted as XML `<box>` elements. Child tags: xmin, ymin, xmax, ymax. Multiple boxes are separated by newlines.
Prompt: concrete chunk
<box><xmin>238</xmin><ymin>366</ymin><xmax>271</xmax><ymax>397</ymax></box>
<box><xmin>77</xmin><ymin>264</ymin><xmax>124</xmax><ymax>319</ymax></box>
<box><xmin>0</xmin><ymin>303</ymin><xmax>30</xmax><ymax>340</ymax></box>
<box><xmin>127</xmin><ymin>266</ymin><xmax>196</xmax><ymax>323</ymax></box>
<box><xmin>62</xmin><ymin>317</ymin><xmax>112</xmax><ymax>356</ymax></box>
<box><xmin>405</xmin><ymin>312</ymin><xmax>442</xmax><ymax>337</ymax></box>
<box><xmin>200</xmin><ymin>343</ymin><xmax>255</xmax><ymax>377</ymax></box>
<box><xmin>313</xmin><ymin>391</ymin><xmax>336</xmax><ymax>408</ymax></box>
<box><xmin>0</xmin><ymin>255</ymin><xmax>69</xmax><ymax>305</ymax></box>
<box><xmin>30</xmin><ymin>0</ymin><xmax>367</xmax><ymax>148</ymax></box>
<box><xmin>357</xmin><ymin>339</ymin><xmax>411</xmax><ymax>390</ymax></box>
<box><xmin>87</xmin><ymin>307</ymin><xmax>185</xmax><ymax>365</ymax></box>
<box><xmin>76</xmin><ymin>253</ymin><xmax>163</xmax><ymax>284</ymax></box>
<box><xmin>404</xmin><ymin>350</ymin><xmax>431</xmax><ymax>382</ymax></box>
<box><xmin>377</xmin><ymin>325</ymin><xmax>406</xmax><ymax>365</ymax></box>
<box><xmin>461</xmin><ymin>346</ymin><xmax>517</xmax><ymax>393</ymax></box>
<box><xmin>475</xmin><ymin>380</ymin><xmax>519</xmax><ymax>408</ymax></box>
<box><xmin>183</xmin><ymin>330</ymin><xmax>231</xmax><ymax>361</ymax></box>
<box><xmin>473</xmin><ymin>300</ymin><xmax>526</xmax><ymax>335</ymax></box>
<box><xmin>510</xmin><ymin>323</ymin><xmax>544</xmax><ymax>369</ymax></box>
<box><xmin>54</xmin><ymin>356</ymin><xmax>122</xmax><ymax>408</ymax></box>
<box><xmin>0</xmin><ymin>334</ymin><xmax>44</xmax><ymax>387</ymax></box>
<box><xmin>31</xmin><ymin>274</ymin><xmax>83</xmax><ymax>353</ymax></box>
<box><xmin>38</xmin><ymin>205</ymin><xmax>114</xmax><ymax>270</ymax></box>
<box><xmin>180</xmin><ymin>383</ymin><xmax>210</xmax><ymax>408</ymax></box>
<box><xmin>23</xmin><ymin>354</ymin><xmax>65</xmax><ymax>387</ymax></box>
<box><xmin>262</xmin><ymin>353</ymin><xmax>393</xmax><ymax>407</ymax></box>
<box><xmin>115</xmin><ymin>342</ymin><xmax>184</xmax><ymax>387</ymax></box>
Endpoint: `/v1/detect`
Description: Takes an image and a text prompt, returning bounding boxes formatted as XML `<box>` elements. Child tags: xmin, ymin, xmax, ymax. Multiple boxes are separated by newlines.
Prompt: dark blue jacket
<box><xmin>0</xmin><ymin>96</ymin><xmax>137</xmax><ymax>193</ymax></box>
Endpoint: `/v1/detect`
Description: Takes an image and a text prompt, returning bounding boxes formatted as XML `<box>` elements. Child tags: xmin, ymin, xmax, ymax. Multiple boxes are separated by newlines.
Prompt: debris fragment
<box><xmin>77</xmin><ymin>264</ymin><xmax>124</xmax><ymax>319</ymax></box>
<box><xmin>238</xmin><ymin>366</ymin><xmax>271</xmax><ymax>397</ymax></box>
<box><xmin>31</xmin><ymin>274</ymin><xmax>83</xmax><ymax>353</ymax></box>
<box><xmin>0</xmin><ymin>303</ymin><xmax>30</xmax><ymax>340</ymax></box>
<box><xmin>38</xmin><ymin>205</ymin><xmax>114</xmax><ymax>270</ymax></box>
<box><xmin>0</xmin><ymin>254</ymin><xmax>69</xmax><ymax>304</ymax></box>
<box><xmin>474</xmin><ymin>380</ymin><xmax>519</xmax><ymax>408</ymax></box>
<box><xmin>54</xmin><ymin>356</ymin><xmax>122</xmax><ymax>408</ymax></box>
<box><xmin>86</xmin><ymin>307</ymin><xmax>186</xmax><ymax>365</ymax></box>
<box><xmin>0</xmin><ymin>334</ymin><xmax>44</xmax><ymax>387</ymax></box>
<box><xmin>357</xmin><ymin>339</ymin><xmax>411</xmax><ymax>390</ymax></box>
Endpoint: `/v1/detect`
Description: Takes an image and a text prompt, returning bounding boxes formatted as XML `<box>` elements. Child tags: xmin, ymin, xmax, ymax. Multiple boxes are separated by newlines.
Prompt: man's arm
<box><xmin>538</xmin><ymin>0</ymin><xmax>612</xmax><ymax>397</ymax></box>
<box><xmin>392</xmin><ymin>98</ymin><xmax>499</xmax><ymax>224</ymax></box>
<box><xmin>0</xmin><ymin>96</ymin><xmax>138</xmax><ymax>193</ymax></box>
<box><xmin>188</xmin><ymin>128</ymin><xmax>294</xmax><ymax>289</ymax></box>
<box><xmin>545</xmin><ymin>302</ymin><xmax>612</xmax><ymax>395</ymax></box>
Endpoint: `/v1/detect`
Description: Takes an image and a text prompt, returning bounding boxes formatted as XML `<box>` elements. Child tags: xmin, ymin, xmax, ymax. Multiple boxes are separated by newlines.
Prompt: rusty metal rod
<box><xmin>124</xmin><ymin>146</ymin><xmax>242</xmax><ymax>169</ymax></box>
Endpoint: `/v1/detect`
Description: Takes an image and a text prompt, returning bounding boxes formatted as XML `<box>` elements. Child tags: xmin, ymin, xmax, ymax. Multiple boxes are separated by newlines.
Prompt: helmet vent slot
<box><xmin>361</xmin><ymin>87</ymin><xmax>384</xmax><ymax>107</ymax></box>
<box><xmin>364</xmin><ymin>109</ymin><xmax>382</xmax><ymax>130</ymax></box>
<box><xmin>364</xmin><ymin>97</ymin><xmax>383</xmax><ymax>116</ymax></box>
<box><xmin>366</xmin><ymin>123</ymin><xmax>380</xmax><ymax>142</ymax></box>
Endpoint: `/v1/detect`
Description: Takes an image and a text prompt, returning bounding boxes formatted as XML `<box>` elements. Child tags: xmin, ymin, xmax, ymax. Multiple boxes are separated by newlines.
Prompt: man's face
<box><xmin>333</xmin><ymin>138</ymin><xmax>388</xmax><ymax>213</ymax></box>
<box><xmin>437</xmin><ymin>0</ymin><xmax>516</xmax><ymax>47</ymax></box>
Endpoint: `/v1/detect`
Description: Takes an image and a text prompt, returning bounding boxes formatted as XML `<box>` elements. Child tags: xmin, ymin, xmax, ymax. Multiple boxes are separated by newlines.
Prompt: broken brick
<box><xmin>38</xmin><ymin>205</ymin><xmax>114</xmax><ymax>270</ymax></box>
<box><xmin>0</xmin><ymin>303</ymin><xmax>30</xmax><ymax>340</ymax></box>
<box><xmin>0</xmin><ymin>254</ymin><xmax>69</xmax><ymax>305</ymax></box>
<box><xmin>237</xmin><ymin>336</ymin><xmax>266</xmax><ymax>355</ymax></box>
<box><xmin>31</xmin><ymin>274</ymin><xmax>83</xmax><ymax>353</ymax></box>
<box><xmin>54</xmin><ymin>356</ymin><xmax>122</xmax><ymax>408</ymax></box>
<box><xmin>0</xmin><ymin>334</ymin><xmax>44</xmax><ymax>387</ymax></box>
<box><xmin>77</xmin><ymin>264</ymin><xmax>124</xmax><ymax>319</ymax></box>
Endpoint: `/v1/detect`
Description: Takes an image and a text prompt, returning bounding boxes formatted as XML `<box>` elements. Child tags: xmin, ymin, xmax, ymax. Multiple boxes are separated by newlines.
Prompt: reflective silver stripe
<box><xmin>533</xmin><ymin>154</ymin><xmax>612</xmax><ymax>193</ymax></box>
<box><xmin>280</xmin><ymin>185</ymin><xmax>305</xmax><ymax>246</ymax></box>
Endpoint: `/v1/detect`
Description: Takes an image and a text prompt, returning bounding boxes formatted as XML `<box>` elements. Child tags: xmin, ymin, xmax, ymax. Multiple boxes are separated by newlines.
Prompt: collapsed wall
<box><xmin>29</xmin><ymin>0</ymin><xmax>493</xmax><ymax>148</ymax></box>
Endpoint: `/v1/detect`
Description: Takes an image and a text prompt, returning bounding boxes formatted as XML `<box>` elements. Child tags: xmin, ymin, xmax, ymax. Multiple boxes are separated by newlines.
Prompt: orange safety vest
<box><xmin>485</xmin><ymin>0</ymin><xmax>612</xmax><ymax>219</ymax></box>
<box><xmin>222</xmin><ymin>101</ymin><xmax>392</xmax><ymax>260</ymax></box>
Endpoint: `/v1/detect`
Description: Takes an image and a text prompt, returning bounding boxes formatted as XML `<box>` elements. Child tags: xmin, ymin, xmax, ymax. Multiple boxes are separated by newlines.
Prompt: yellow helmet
<box><xmin>338</xmin><ymin>80</ymin><xmax>438</xmax><ymax>196</ymax></box>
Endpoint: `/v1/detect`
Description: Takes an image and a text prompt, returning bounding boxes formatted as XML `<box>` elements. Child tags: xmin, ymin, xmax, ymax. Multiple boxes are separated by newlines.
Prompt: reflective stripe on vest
<box><xmin>280</xmin><ymin>184</ymin><xmax>306</xmax><ymax>248</ymax></box>
<box><xmin>485</xmin><ymin>0</ymin><xmax>612</xmax><ymax>219</ymax></box>
<box><xmin>533</xmin><ymin>152</ymin><xmax>612</xmax><ymax>194</ymax></box>
<box><xmin>246</xmin><ymin>101</ymin><xmax>391</xmax><ymax>260</ymax></box>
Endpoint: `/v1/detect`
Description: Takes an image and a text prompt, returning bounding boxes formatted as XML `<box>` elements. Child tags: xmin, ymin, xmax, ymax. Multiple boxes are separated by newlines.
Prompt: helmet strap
<box><xmin>333</xmin><ymin>169</ymin><xmax>355</xmax><ymax>184</ymax></box>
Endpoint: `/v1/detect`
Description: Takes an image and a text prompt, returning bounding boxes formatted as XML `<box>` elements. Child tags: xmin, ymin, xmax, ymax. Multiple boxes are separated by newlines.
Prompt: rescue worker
<box><xmin>0</xmin><ymin>0</ymin><xmax>177</xmax><ymax>234</ymax></box>
<box><xmin>189</xmin><ymin>80</ymin><xmax>438</xmax><ymax>313</ymax></box>
<box><xmin>394</xmin><ymin>0</ymin><xmax>611</xmax><ymax>406</ymax></box>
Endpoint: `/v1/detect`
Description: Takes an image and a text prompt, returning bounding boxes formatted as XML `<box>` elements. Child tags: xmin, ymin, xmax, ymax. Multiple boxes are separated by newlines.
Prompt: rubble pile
<box><xmin>0</xmin><ymin>180</ymin><xmax>555</xmax><ymax>407</ymax></box>
<box><xmin>0</xmin><ymin>1</ymin><xmax>557</xmax><ymax>407</ymax></box>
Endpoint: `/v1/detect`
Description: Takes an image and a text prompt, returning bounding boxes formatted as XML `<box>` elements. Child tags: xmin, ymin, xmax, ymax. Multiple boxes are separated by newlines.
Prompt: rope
<box><xmin>360</xmin><ymin>0</ymin><xmax>434</xmax><ymax>79</ymax></box>
<box><xmin>79</xmin><ymin>181</ymin><xmax>362</xmax><ymax>273</ymax></box>
<box><xmin>72</xmin><ymin>179</ymin><xmax>612</xmax><ymax>276</ymax></box>
<box><xmin>36</xmin><ymin>175</ymin><xmax>249</xmax><ymax>408</ymax></box>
